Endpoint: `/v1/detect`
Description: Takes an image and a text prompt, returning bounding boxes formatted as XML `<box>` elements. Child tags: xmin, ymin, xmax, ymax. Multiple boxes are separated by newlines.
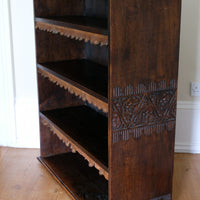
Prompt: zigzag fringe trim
<box><xmin>112</xmin><ymin>121</ymin><xmax>175</xmax><ymax>143</ymax></box>
<box><xmin>113</xmin><ymin>80</ymin><xmax>177</xmax><ymax>97</ymax></box>
<box><xmin>41</xmin><ymin>117</ymin><xmax>109</xmax><ymax>180</ymax></box>
<box><xmin>35</xmin><ymin>22</ymin><xmax>108</xmax><ymax>46</ymax></box>
<box><xmin>38</xmin><ymin>68</ymin><xmax>108</xmax><ymax>113</ymax></box>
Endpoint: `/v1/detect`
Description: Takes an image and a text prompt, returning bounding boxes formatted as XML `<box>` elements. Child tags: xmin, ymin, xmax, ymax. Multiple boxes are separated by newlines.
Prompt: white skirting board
<box><xmin>14</xmin><ymin>99</ymin><xmax>40</xmax><ymax>148</ymax></box>
<box><xmin>175</xmin><ymin>101</ymin><xmax>200</xmax><ymax>154</ymax></box>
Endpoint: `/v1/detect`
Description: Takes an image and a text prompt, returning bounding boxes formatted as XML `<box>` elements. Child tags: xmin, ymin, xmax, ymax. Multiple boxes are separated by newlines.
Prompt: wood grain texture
<box><xmin>38</xmin><ymin>153</ymin><xmax>108</xmax><ymax>200</ymax></box>
<box><xmin>0</xmin><ymin>148</ymin><xmax>200</xmax><ymax>200</ymax></box>
<box><xmin>35</xmin><ymin>17</ymin><xmax>108</xmax><ymax>35</ymax></box>
<box><xmin>38</xmin><ymin>60</ymin><xmax>108</xmax><ymax>98</ymax></box>
<box><xmin>0</xmin><ymin>147</ymin><xmax>71</xmax><ymax>200</ymax></box>
<box><xmin>36</xmin><ymin>30</ymin><xmax>85</xmax><ymax>63</ymax></box>
<box><xmin>34</xmin><ymin>0</ymin><xmax>108</xmax><ymax>19</ymax></box>
<box><xmin>109</xmin><ymin>0</ymin><xmax>181</xmax><ymax>199</ymax></box>
<box><xmin>40</xmin><ymin>120</ymin><xmax>71</xmax><ymax>157</ymax></box>
<box><xmin>40</xmin><ymin>106</ymin><xmax>108</xmax><ymax>180</ymax></box>
<box><xmin>34</xmin><ymin>0</ymin><xmax>85</xmax><ymax>17</ymax></box>
<box><xmin>38</xmin><ymin>73</ymin><xmax>83</xmax><ymax>111</ymax></box>
<box><xmin>35</xmin><ymin>0</ymin><xmax>109</xmax><ymax>46</ymax></box>
<box><xmin>35</xmin><ymin>19</ymin><xmax>108</xmax><ymax>46</ymax></box>
<box><xmin>34</xmin><ymin>0</ymin><xmax>182</xmax><ymax>199</ymax></box>
<box><xmin>38</xmin><ymin>63</ymin><xmax>108</xmax><ymax>113</ymax></box>
<box><xmin>84</xmin><ymin>0</ymin><xmax>108</xmax><ymax>18</ymax></box>
<box><xmin>173</xmin><ymin>153</ymin><xmax>200</xmax><ymax>200</ymax></box>
<box><xmin>85</xmin><ymin>42</ymin><xmax>108</xmax><ymax>66</ymax></box>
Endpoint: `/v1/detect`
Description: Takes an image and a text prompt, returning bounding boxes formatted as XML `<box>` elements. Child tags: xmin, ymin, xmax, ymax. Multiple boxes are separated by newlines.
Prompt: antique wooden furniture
<box><xmin>34</xmin><ymin>0</ymin><xmax>181</xmax><ymax>199</ymax></box>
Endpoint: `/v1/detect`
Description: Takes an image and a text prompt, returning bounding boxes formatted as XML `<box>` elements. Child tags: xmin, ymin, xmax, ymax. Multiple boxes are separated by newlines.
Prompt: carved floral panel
<box><xmin>112</xmin><ymin>80</ymin><xmax>177</xmax><ymax>143</ymax></box>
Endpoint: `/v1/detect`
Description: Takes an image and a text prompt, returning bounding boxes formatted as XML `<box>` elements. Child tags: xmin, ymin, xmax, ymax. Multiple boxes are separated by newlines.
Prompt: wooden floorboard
<box><xmin>0</xmin><ymin>147</ymin><xmax>199</xmax><ymax>200</ymax></box>
<box><xmin>0</xmin><ymin>147</ymin><xmax>71</xmax><ymax>200</ymax></box>
<box><xmin>173</xmin><ymin>153</ymin><xmax>200</xmax><ymax>200</ymax></box>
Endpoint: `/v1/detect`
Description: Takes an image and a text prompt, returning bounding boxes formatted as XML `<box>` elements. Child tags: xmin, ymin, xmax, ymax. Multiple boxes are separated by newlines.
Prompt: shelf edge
<box><xmin>35</xmin><ymin>21</ymin><xmax>108</xmax><ymax>46</ymax></box>
<box><xmin>38</xmin><ymin>67</ymin><xmax>108</xmax><ymax>113</ymax></box>
<box><xmin>40</xmin><ymin>113</ymin><xmax>109</xmax><ymax>180</ymax></box>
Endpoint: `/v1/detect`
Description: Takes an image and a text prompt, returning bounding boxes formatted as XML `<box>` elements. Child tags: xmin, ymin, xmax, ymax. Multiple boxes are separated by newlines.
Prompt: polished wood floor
<box><xmin>0</xmin><ymin>147</ymin><xmax>199</xmax><ymax>200</ymax></box>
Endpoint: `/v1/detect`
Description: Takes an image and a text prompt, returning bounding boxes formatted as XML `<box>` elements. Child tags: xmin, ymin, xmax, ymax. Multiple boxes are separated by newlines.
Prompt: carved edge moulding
<box><xmin>38</xmin><ymin>68</ymin><xmax>108</xmax><ymax>113</ymax></box>
<box><xmin>40</xmin><ymin>115</ymin><xmax>109</xmax><ymax>180</ymax></box>
<box><xmin>35</xmin><ymin>21</ymin><xmax>108</xmax><ymax>46</ymax></box>
<box><xmin>112</xmin><ymin>80</ymin><xmax>177</xmax><ymax>143</ymax></box>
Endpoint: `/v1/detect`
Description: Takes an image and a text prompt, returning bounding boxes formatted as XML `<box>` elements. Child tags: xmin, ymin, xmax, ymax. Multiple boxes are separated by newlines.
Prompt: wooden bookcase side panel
<box><xmin>36</xmin><ymin>30</ymin><xmax>85</xmax><ymax>63</ymax></box>
<box><xmin>109</xmin><ymin>0</ymin><xmax>181</xmax><ymax>200</ymax></box>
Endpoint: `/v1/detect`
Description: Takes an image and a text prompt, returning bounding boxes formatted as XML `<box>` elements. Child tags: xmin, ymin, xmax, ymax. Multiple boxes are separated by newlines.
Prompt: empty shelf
<box><xmin>38</xmin><ymin>152</ymin><xmax>108</xmax><ymax>200</ymax></box>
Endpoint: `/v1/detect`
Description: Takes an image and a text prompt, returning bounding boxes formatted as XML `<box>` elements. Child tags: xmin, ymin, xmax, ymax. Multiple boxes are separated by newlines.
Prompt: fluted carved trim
<box><xmin>35</xmin><ymin>21</ymin><xmax>108</xmax><ymax>46</ymax></box>
<box><xmin>38</xmin><ymin>68</ymin><xmax>108</xmax><ymax>113</ymax></box>
<box><xmin>40</xmin><ymin>115</ymin><xmax>109</xmax><ymax>180</ymax></box>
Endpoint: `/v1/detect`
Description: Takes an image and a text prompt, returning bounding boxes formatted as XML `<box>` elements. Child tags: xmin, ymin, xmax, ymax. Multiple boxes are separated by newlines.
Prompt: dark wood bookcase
<box><xmin>34</xmin><ymin>1</ymin><xmax>181</xmax><ymax>199</ymax></box>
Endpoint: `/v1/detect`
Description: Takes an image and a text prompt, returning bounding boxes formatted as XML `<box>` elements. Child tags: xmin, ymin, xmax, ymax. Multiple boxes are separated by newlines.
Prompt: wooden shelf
<box><xmin>38</xmin><ymin>152</ymin><xmax>108</xmax><ymax>200</ymax></box>
<box><xmin>40</xmin><ymin>106</ymin><xmax>108</xmax><ymax>179</ymax></box>
<box><xmin>38</xmin><ymin>59</ymin><xmax>108</xmax><ymax>112</ymax></box>
<box><xmin>35</xmin><ymin>16</ymin><xmax>108</xmax><ymax>46</ymax></box>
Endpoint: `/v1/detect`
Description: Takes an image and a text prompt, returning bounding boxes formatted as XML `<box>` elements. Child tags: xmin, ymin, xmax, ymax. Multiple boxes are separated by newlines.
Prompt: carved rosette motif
<box><xmin>112</xmin><ymin>80</ymin><xmax>177</xmax><ymax>143</ymax></box>
<box><xmin>150</xmin><ymin>194</ymin><xmax>171</xmax><ymax>200</ymax></box>
<box><xmin>35</xmin><ymin>21</ymin><xmax>108</xmax><ymax>46</ymax></box>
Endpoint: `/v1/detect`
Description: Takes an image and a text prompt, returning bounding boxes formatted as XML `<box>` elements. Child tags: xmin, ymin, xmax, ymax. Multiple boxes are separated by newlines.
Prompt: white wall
<box><xmin>0</xmin><ymin>0</ymin><xmax>16</xmax><ymax>147</ymax></box>
<box><xmin>175</xmin><ymin>0</ymin><xmax>200</xmax><ymax>153</ymax></box>
<box><xmin>10</xmin><ymin>0</ymin><xmax>39</xmax><ymax>148</ymax></box>
<box><xmin>0</xmin><ymin>0</ymin><xmax>200</xmax><ymax>152</ymax></box>
<box><xmin>0</xmin><ymin>0</ymin><xmax>39</xmax><ymax>148</ymax></box>
<box><xmin>178</xmin><ymin>0</ymin><xmax>200</xmax><ymax>102</ymax></box>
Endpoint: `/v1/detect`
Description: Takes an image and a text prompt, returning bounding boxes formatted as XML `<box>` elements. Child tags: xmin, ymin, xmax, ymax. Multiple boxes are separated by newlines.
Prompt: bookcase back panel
<box><xmin>34</xmin><ymin>0</ymin><xmax>85</xmax><ymax>17</ymax></box>
<box><xmin>38</xmin><ymin>73</ymin><xmax>84</xmax><ymax>112</ymax></box>
<box><xmin>36</xmin><ymin>30</ymin><xmax>85</xmax><ymax>63</ymax></box>
<box><xmin>40</xmin><ymin>120</ymin><xmax>72</xmax><ymax>157</ymax></box>
<box><xmin>35</xmin><ymin>0</ymin><xmax>108</xmax><ymax>19</ymax></box>
<box><xmin>85</xmin><ymin>42</ymin><xmax>108</xmax><ymax>66</ymax></box>
<box><xmin>84</xmin><ymin>0</ymin><xmax>108</xmax><ymax>18</ymax></box>
<box><xmin>109</xmin><ymin>0</ymin><xmax>181</xmax><ymax>199</ymax></box>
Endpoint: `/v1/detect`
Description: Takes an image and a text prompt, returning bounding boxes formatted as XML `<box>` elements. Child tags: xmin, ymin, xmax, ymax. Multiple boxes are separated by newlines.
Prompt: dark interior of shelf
<box><xmin>38</xmin><ymin>59</ymin><xmax>108</xmax><ymax>99</ymax></box>
<box><xmin>35</xmin><ymin>16</ymin><xmax>108</xmax><ymax>35</ymax></box>
<box><xmin>39</xmin><ymin>153</ymin><xmax>108</xmax><ymax>200</ymax></box>
<box><xmin>41</xmin><ymin>106</ymin><xmax>108</xmax><ymax>166</ymax></box>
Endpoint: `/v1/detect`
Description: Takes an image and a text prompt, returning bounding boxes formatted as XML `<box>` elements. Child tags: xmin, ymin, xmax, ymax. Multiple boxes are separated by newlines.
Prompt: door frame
<box><xmin>0</xmin><ymin>0</ymin><xmax>16</xmax><ymax>146</ymax></box>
